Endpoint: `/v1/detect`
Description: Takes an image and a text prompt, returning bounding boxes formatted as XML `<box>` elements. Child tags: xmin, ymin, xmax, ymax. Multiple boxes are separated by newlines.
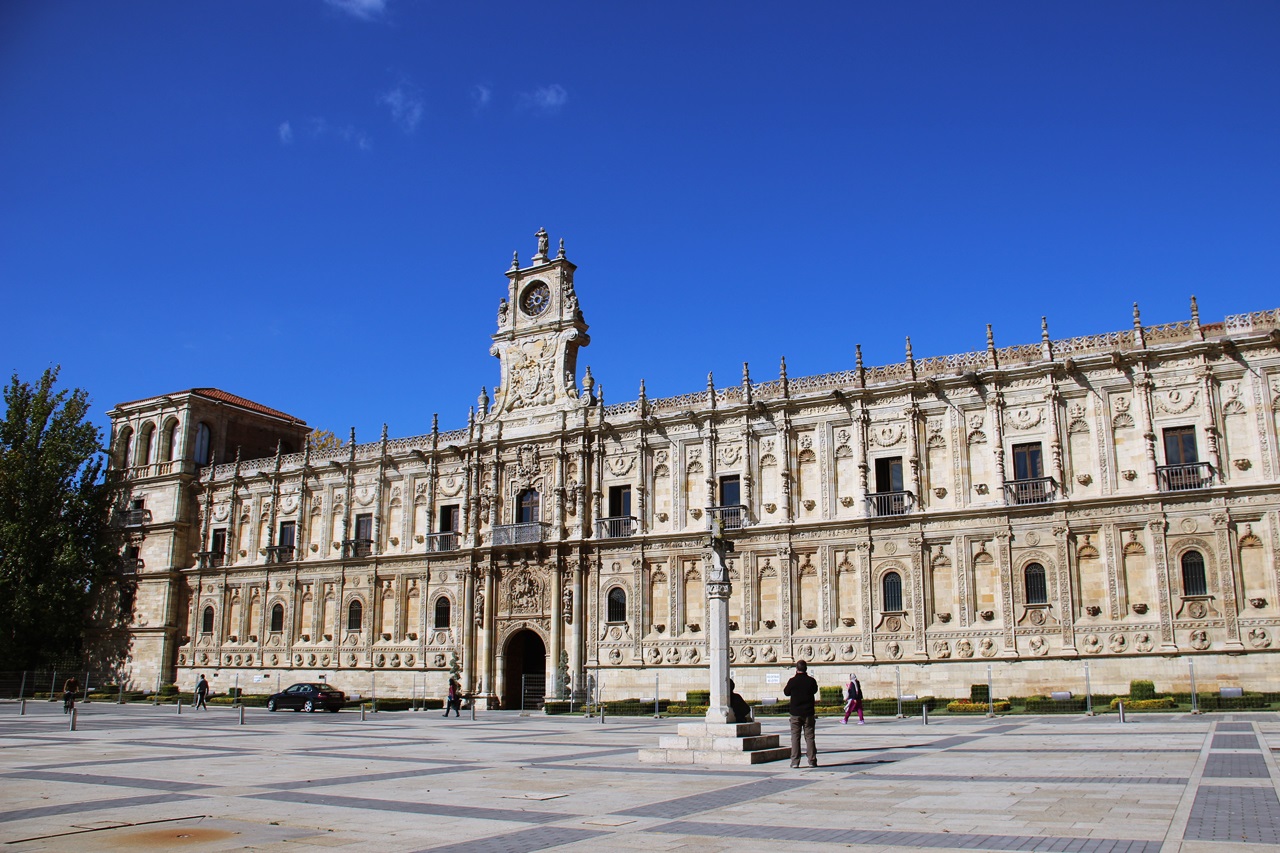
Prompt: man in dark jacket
<box><xmin>784</xmin><ymin>660</ymin><xmax>819</xmax><ymax>767</ymax></box>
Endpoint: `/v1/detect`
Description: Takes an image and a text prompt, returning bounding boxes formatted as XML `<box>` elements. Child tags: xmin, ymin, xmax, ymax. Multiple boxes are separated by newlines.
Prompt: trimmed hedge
<box><xmin>686</xmin><ymin>690</ymin><xmax>710</xmax><ymax>704</ymax></box>
<box><xmin>1024</xmin><ymin>696</ymin><xmax>1089</xmax><ymax>713</ymax></box>
<box><xmin>948</xmin><ymin>700</ymin><xmax>1011</xmax><ymax>713</ymax></box>
<box><xmin>1129</xmin><ymin>680</ymin><xmax>1157</xmax><ymax>701</ymax></box>
<box><xmin>819</xmin><ymin>686</ymin><xmax>844</xmax><ymax>705</ymax></box>
<box><xmin>1110</xmin><ymin>697</ymin><xmax>1177</xmax><ymax>711</ymax></box>
<box><xmin>970</xmin><ymin>684</ymin><xmax>990</xmax><ymax>704</ymax></box>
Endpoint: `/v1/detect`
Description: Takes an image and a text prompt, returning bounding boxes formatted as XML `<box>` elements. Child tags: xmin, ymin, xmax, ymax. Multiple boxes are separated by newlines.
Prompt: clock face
<box><xmin>520</xmin><ymin>282</ymin><xmax>551</xmax><ymax>317</ymax></box>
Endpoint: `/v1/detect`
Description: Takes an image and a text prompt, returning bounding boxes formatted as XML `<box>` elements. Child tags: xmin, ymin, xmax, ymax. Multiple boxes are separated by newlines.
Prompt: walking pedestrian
<box><xmin>444</xmin><ymin>678</ymin><xmax>461</xmax><ymax>717</ymax></box>
<box><xmin>784</xmin><ymin>660</ymin><xmax>819</xmax><ymax>768</ymax></box>
<box><xmin>842</xmin><ymin>672</ymin><xmax>865</xmax><ymax>724</ymax></box>
<box><xmin>194</xmin><ymin>674</ymin><xmax>210</xmax><ymax>710</ymax></box>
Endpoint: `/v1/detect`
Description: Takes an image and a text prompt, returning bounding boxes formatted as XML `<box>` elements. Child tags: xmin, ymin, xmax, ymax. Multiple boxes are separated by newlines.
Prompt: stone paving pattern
<box><xmin>2</xmin><ymin>703</ymin><xmax>1279</xmax><ymax>851</ymax></box>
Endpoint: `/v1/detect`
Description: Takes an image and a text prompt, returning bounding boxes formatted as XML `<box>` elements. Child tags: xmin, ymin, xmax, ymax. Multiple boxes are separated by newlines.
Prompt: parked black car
<box><xmin>266</xmin><ymin>682</ymin><xmax>346</xmax><ymax>713</ymax></box>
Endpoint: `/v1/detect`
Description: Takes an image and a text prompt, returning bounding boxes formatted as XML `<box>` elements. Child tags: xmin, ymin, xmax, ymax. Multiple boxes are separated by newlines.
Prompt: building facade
<box><xmin>109</xmin><ymin>233</ymin><xmax>1280</xmax><ymax>705</ymax></box>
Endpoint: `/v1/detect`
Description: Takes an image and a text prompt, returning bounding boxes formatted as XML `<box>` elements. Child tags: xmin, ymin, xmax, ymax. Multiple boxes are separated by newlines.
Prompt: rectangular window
<box><xmin>278</xmin><ymin>521</ymin><xmax>296</xmax><ymax>549</ymax></box>
<box><xmin>719</xmin><ymin>475</ymin><xmax>741</xmax><ymax>507</ymax></box>
<box><xmin>874</xmin><ymin>457</ymin><xmax>904</xmax><ymax>493</ymax></box>
<box><xmin>608</xmin><ymin>485</ymin><xmax>632</xmax><ymax>518</ymax></box>
<box><xmin>355</xmin><ymin>513</ymin><xmax>373</xmax><ymax>541</ymax></box>
<box><xmin>1163</xmin><ymin>427</ymin><xmax>1198</xmax><ymax>465</ymax></box>
<box><xmin>438</xmin><ymin>504</ymin><xmax>459</xmax><ymax>532</ymax></box>
<box><xmin>1012</xmin><ymin>443</ymin><xmax>1044</xmax><ymax>481</ymax></box>
<box><xmin>211</xmin><ymin>528</ymin><xmax>227</xmax><ymax>555</ymax></box>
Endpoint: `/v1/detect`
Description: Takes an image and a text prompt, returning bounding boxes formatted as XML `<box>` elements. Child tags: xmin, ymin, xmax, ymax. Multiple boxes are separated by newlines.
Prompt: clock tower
<box><xmin>488</xmin><ymin>229</ymin><xmax>592</xmax><ymax>419</ymax></box>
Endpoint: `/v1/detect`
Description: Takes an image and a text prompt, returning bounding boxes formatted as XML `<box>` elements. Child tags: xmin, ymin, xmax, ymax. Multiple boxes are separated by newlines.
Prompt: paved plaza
<box><xmin>2</xmin><ymin>702</ymin><xmax>1279</xmax><ymax>852</ymax></box>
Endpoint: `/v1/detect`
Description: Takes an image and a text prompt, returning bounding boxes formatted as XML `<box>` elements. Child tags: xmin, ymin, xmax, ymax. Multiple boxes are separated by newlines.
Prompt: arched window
<box><xmin>1182</xmin><ymin>550</ymin><xmax>1207</xmax><ymax>596</ymax></box>
<box><xmin>1024</xmin><ymin>563</ymin><xmax>1048</xmax><ymax>605</ymax></box>
<box><xmin>433</xmin><ymin>597</ymin><xmax>451</xmax><ymax>629</ymax></box>
<box><xmin>882</xmin><ymin>571</ymin><xmax>903</xmax><ymax>612</ymax></box>
<box><xmin>201</xmin><ymin>605</ymin><xmax>215</xmax><ymax>634</ymax></box>
<box><xmin>270</xmin><ymin>603</ymin><xmax>285</xmax><ymax>633</ymax></box>
<box><xmin>161</xmin><ymin>418</ymin><xmax>179</xmax><ymax>461</ymax></box>
<box><xmin>517</xmin><ymin>488</ymin><xmax>540</xmax><ymax>524</ymax></box>
<box><xmin>607</xmin><ymin>587</ymin><xmax>627</xmax><ymax>622</ymax></box>
<box><xmin>117</xmin><ymin>426</ymin><xmax>134</xmax><ymax>468</ymax></box>
<box><xmin>347</xmin><ymin>599</ymin><xmax>363</xmax><ymax>632</ymax></box>
<box><xmin>194</xmin><ymin>422</ymin><xmax>211</xmax><ymax>465</ymax></box>
<box><xmin>138</xmin><ymin>423</ymin><xmax>154</xmax><ymax>466</ymax></box>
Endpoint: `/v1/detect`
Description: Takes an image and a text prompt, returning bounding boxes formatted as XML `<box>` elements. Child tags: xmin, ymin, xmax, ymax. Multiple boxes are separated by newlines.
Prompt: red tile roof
<box><xmin>114</xmin><ymin>388</ymin><xmax>307</xmax><ymax>425</ymax></box>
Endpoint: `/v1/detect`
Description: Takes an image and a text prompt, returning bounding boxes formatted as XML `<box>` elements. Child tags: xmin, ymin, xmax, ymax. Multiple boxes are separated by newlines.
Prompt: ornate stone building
<box><xmin>110</xmin><ymin>233</ymin><xmax>1280</xmax><ymax>706</ymax></box>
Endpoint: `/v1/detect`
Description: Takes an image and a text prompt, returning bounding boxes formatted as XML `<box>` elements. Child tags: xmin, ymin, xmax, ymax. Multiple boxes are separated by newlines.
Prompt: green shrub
<box><xmin>159</xmin><ymin>684</ymin><xmax>179</xmax><ymax>696</ymax></box>
<box><xmin>1024</xmin><ymin>696</ymin><xmax>1088</xmax><ymax>713</ymax></box>
<box><xmin>1110</xmin><ymin>697</ymin><xmax>1176</xmax><ymax>711</ymax></box>
<box><xmin>948</xmin><ymin>700</ymin><xmax>1010</xmax><ymax>713</ymax></box>
<box><xmin>1129</xmin><ymin>680</ymin><xmax>1156</xmax><ymax>701</ymax></box>
<box><xmin>970</xmin><ymin>684</ymin><xmax>990</xmax><ymax>704</ymax></box>
<box><xmin>686</xmin><ymin>690</ymin><xmax>710</xmax><ymax>704</ymax></box>
<box><xmin>543</xmin><ymin>701</ymin><xmax>572</xmax><ymax>715</ymax></box>
<box><xmin>372</xmin><ymin>699</ymin><xmax>412</xmax><ymax>712</ymax></box>
<box><xmin>819</xmin><ymin>686</ymin><xmax>844</xmax><ymax>705</ymax></box>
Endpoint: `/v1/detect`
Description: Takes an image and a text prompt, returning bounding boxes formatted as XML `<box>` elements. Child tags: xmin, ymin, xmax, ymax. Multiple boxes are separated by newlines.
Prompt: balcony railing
<box><xmin>197</xmin><ymin>551</ymin><xmax>226</xmax><ymax>569</ymax></box>
<box><xmin>865</xmin><ymin>491</ymin><xmax>913</xmax><ymax>517</ymax></box>
<box><xmin>116</xmin><ymin>508</ymin><xmax>152</xmax><ymax>527</ymax></box>
<box><xmin>265</xmin><ymin>545</ymin><xmax>295</xmax><ymax>564</ymax></box>
<box><xmin>595</xmin><ymin>516</ymin><xmax>638</xmax><ymax>539</ymax></box>
<box><xmin>1157</xmin><ymin>462</ymin><xmax>1213</xmax><ymax>492</ymax></box>
<box><xmin>707</xmin><ymin>505</ymin><xmax>747</xmax><ymax>530</ymax></box>
<box><xmin>491</xmin><ymin>522</ymin><xmax>549</xmax><ymax>546</ymax></box>
<box><xmin>426</xmin><ymin>531</ymin><xmax>459</xmax><ymax>552</ymax></box>
<box><xmin>119</xmin><ymin>558</ymin><xmax>143</xmax><ymax>575</ymax></box>
<box><xmin>342</xmin><ymin>538</ymin><xmax>374</xmax><ymax>559</ymax></box>
<box><xmin>1005</xmin><ymin>477</ymin><xmax>1055</xmax><ymax>506</ymax></box>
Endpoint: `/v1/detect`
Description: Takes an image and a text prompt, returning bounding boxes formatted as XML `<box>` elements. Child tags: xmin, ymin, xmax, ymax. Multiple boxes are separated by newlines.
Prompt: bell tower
<box><xmin>488</xmin><ymin>229</ymin><xmax>591</xmax><ymax>418</ymax></box>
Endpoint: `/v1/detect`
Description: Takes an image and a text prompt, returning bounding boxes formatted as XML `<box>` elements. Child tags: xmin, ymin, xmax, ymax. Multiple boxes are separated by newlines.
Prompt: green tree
<box><xmin>0</xmin><ymin>368</ymin><xmax>129</xmax><ymax>670</ymax></box>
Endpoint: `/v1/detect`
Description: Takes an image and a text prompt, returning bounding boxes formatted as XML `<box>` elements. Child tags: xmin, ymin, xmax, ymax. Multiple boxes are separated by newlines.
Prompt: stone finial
<box><xmin>1041</xmin><ymin>316</ymin><xmax>1053</xmax><ymax>361</ymax></box>
<box><xmin>742</xmin><ymin>361</ymin><xmax>750</xmax><ymax>384</ymax></box>
<box><xmin>905</xmin><ymin>336</ymin><xmax>914</xmax><ymax>362</ymax></box>
<box><xmin>1190</xmin><ymin>295</ymin><xmax>1202</xmax><ymax>338</ymax></box>
<box><xmin>780</xmin><ymin>357</ymin><xmax>789</xmax><ymax>398</ymax></box>
<box><xmin>275</xmin><ymin>439</ymin><xmax>282</xmax><ymax>458</ymax></box>
<box><xmin>638</xmin><ymin>378</ymin><xmax>647</xmax><ymax>405</ymax></box>
<box><xmin>986</xmin><ymin>324</ymin><xmax>998</xmax><ymax>368</ymax></box>
<box><xmin>478</xmin><ymin>387</ymin><xmax>489</xmax><ymax>417</ymax></box>
<box><xmin>431</xmin><ymin>413</ymin><xmax>439</xmax><ymax>435</ymax></box>
<box><xmin>510</xmin><ymin>251</ymin><xmax>519</xmax><ymax>270</ymax></box>
<box><xmin>583</xmin><ymin>366</ymin><xmax>595</xmax><ymax>395</ymax></box>
<box><xmin>381</xmin><ymin>423</ymin><xmax>389</xmax><ymax>442</ymax></box>
<box><xmin>557</xmin><ymin>237</ymin><xmax>565</xmax><ymax>259</ymax></box>
<box><xmin>1132</xmin><ymin>302</ymin><xmax>1146</xmax><ymax>349</ymax></box>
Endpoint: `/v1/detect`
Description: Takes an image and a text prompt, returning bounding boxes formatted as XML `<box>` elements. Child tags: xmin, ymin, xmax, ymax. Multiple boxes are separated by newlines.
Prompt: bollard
<box><xmin>20</xmin><ymin>699</ymin><xmax>26</xmax><ymax>716</ymax></box>
<box><xmin>239</xmin><ymin>705</ymin><xmax>245</xmax><ymax>726</ymax></box>
<box><xmin>118</xmin><ymin>683</ymin><xmax>124</xmax><ymax>705</ymax></box>
<box><xmin>600</xmin><ymin>702</ymin><xmax>605</xmax><ymax>724</ymax></box>
<box><xmin>69</xmin><ymin>709</ymin><xmax>77</xmax><ymax>732</ymax></box>
<box><xmin>177</xmin><ymin>699</ymin><xmax>182</xmax><ymax>715</ymax></box>
<box><xmin>470</xmin><ymin>697</ymin><xmax>476</xmax><ymax>721</ymax></box>
<box><xmin>361</xmin><ymin>703</ymin><xmax>366</xmax><ymax>721</ymax></box>
<box><xmin>922</xmin><ymin>704</ymin><xmax>929</xmax><ymax>726</ymax></box>
<box><xmin>1117</xmin><ymin>701</ymin><xmax>1126</xmax><ymax>724</ymax></box>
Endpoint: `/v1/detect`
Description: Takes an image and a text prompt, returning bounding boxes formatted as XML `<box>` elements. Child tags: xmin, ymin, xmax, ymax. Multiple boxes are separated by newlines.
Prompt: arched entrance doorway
<box><xmin>503</xmin><ymin>629</ymin><xmax>546</xmax><ymax>710</ymax></box>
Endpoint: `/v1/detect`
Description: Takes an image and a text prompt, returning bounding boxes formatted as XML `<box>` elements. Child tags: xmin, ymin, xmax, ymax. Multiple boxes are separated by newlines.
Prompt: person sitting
<box><xmin>728</xmin><ymin>678</ymin><xmax>753</xmax><ymax>723</ymax></box>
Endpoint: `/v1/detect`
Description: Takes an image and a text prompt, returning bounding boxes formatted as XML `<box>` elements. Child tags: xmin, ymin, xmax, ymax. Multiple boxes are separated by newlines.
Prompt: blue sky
<box><xmin>2</xmin><ymin>1</ymin><xmax>1278</xmax><ymax>446</ymax></box>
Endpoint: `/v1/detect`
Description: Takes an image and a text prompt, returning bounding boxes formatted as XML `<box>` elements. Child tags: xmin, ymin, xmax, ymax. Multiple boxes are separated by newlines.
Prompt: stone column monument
<box><xmin>639</xmin><ymin>519</ymin><xmax>788</xmax><ymax>765</ymax></box>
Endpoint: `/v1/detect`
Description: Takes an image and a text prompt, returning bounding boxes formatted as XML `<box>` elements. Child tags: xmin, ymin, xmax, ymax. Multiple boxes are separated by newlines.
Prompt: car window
<box><xmin>286</xmin><ymin>685</ymin><xmax>303</xmax><ymax>693</ymax></box>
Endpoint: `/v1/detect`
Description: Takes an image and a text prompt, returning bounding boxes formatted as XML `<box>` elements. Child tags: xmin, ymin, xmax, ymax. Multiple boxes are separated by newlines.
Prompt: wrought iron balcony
<box><xmin>197</xmin><ymin>551</ymin><xmax>226</xmax><ymax>569</ymax></box>
<box><xmin>265</xmin><ymin>545</ymin><xmax>295</xmax><ymax>564</ymax></box>
<box><xmin>115</xmin><ymin>508</ymin><xmax>152</xmax><ymax>528</ymax></box>
<box><xmin>865</xmin><ymin>490</ymin><xmax>913</xmax><ymax>517</ymax></box>
<box><xmin>595</xmin><ymin>516</ymin><xmax>637</xmax><ymax>539</ymax></box>
<box><xmin>707</xmin><ymin>505</ymin><xmax>747</xmax><ymax>530</ymax></box>
<box><xmin>1157</xmin><ymin>462</ymin><xmax>1213</xmax><ymax>492</ymax></box>
<box><xmin>118</xmin><ymin>557</ymin><xmax>143</xmax><ymax>575</ymax></box>
<box><xmin>1005</xmin><ymin>477</ymin><xmax>1055</xmax><ymax>505</ymax></box>
<box><xmin>342</xmin><ymin>538</ymin><xmax>374</xmax><ymax>559</ymax></box>
<box><xmin>426</xmin><ymin>531</ymin><xmax>459</xmax><ymax>552</ymax></box>
<box><xmin>491</xmin><ymin>522</ymin><xmax>549</xmax><ymax>546</ymax></box>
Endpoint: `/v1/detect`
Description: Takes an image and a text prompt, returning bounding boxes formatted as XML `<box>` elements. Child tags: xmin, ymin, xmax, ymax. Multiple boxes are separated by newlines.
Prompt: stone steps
<box><xmin>638</xmin><ymin>720</ymin><xmax>790</xmax><ymax>765</ymax></box>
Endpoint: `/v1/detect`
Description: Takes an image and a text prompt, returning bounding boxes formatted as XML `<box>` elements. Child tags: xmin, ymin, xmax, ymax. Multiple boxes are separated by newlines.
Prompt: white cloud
<box><xmin>471</xmin><ymin>84</ymin><xmax>492</xmax><ymax>112</ymax></box>
<box><xmin>325</xmin><ymin>0</ymin><xmax>387</xmax><ymax>20</ymax></box>
<box><xmin>278</xmin><ymin>121</ymin><xmax>294</xmax><ymax>145</ymax></box>
<box><xmin>380</xmin><ymin>85</ymin><xmax>424</xmax><ymax>133</ymax></box>
<box><xmin>306</xmin><ymin>117</ymin><xmax>372</xmax><ymax>151</ymax></box>
<box><xmin>519</xmin><ymin>84</ymin><xmax>568</xmax><ymax>115</ymax></box>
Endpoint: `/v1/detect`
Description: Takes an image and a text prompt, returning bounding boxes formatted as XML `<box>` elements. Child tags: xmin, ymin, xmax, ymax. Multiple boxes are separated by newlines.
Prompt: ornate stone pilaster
<box><xmin>996</xmin><ymin>529</ymin><xmax>1017</xmax><ymax>654</ymax></box>
<box><xmin>1054</xmin><ymin>522</ymin><xmax>1077</xmax><ymax>654</ymax></box>
<box><xmin>1200</xmin><ymin>364</ymin><xmax>1223</xmax><ymax>481</ymax></box>
<box><xmin>906</xmin><ymin>404</ymin><xmax>922</xmax><ymax>502</ymax></box>
<box><xmin>990</xmin><ymin>391</ymin><xmax>1007</xmax><ymax>501</ymax></box>
<box><xmin>704</xmin><ymin>523</ymin><xmax>734</xmax><ymax>724</ymax></box>
<box><xmin>1214</xmin><ymin>510</ymin><xmax>1244</xmax><ymax>650</ymax></box>
<box><xmin>571</xmin><ymin>559</ymin><xmax>586</xmax><ymax>692</ymax></box>
<box><xmin>777</xmin><ymin>542</ymin><xmax>794</xmax><ymax>649</ymax></box>
<box><xmin>909</xmin><ymin>536</ymin><xmax>926</xmax><ymax>656</ymax></box>
<box><xmin>1045</xmin><ymin>383</ymin><xmax>1065</xmax><ymax>493</ymax></box>
<box><xmin>1148</xmin><ymin>517</ymin><xmax>1177</xmax><ymax>651</ymax></box>
<box><xmin>855</xmin><ymin>406</ymin><xmax>870</xmax><ymax>518</ymax></box>
<box><xmin>857</xmin><ymin>540</ymin><xmax>874</xmax><ymax>659</ymax></box>
<box><xmin>1135</xmin><ymin>370</ymin><xmax>1159</xmax><ymax>490</ymax></box>
<box><xmin>481</xmin><ymin>564</ymin><xmax>497</xmax><ymax>706</ymax></box>
<box><xmin>548</xmin><ymin>558</ymin><xmax>565</xmax><ymax>699</ymax></box>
